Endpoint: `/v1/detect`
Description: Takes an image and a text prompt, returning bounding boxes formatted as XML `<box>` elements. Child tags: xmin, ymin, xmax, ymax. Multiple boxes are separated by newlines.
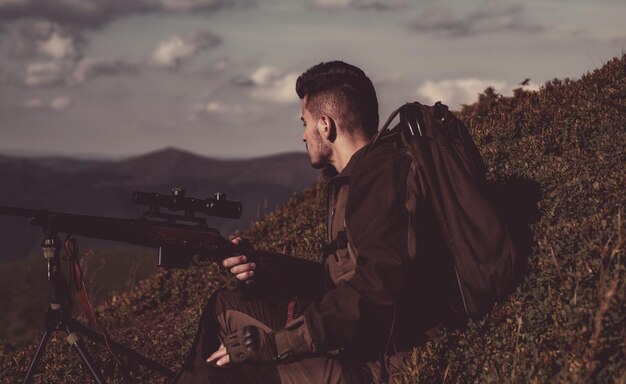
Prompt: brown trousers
<box><xmin>171</xmin><ymin>289</ymin><xmax>373</xmax><ymax>384</ymax></box>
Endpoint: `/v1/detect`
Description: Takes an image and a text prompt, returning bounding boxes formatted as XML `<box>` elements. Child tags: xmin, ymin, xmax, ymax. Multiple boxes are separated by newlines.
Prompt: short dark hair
<box><xmin>296</xmin><ymin>61</ymin><xmax>379</xmax><ymax>137</ymax></box>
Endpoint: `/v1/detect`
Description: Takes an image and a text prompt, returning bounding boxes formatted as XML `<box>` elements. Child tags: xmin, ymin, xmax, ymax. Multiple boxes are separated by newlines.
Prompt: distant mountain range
<box><xmin>0</xmin><ymin>147</ymin><xmax>318</xmax><ymax>261</ymax></box>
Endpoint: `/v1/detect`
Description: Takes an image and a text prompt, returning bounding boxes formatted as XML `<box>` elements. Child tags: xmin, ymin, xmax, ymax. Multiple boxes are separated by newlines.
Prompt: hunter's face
<box><xmin>301</xmin><ymin>98</ymin><xmax>330</xmax><ymax>169</ymax></box>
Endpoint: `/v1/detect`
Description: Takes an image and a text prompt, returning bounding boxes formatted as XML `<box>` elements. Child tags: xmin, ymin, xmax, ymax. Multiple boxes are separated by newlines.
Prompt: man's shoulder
<box><xmin>344</xmin><ymin>140</ymin><xmax>416</xmax><ymax>203</ymax></box>
<box><xmin>352</xmin><ymin>139</ymin><xmax>413</xmax><ymax>177</ymax></box>
<box><xmin>326</xmin><ymin>136</ymin><xmax>413</xmax><ymax>187</ymax></box>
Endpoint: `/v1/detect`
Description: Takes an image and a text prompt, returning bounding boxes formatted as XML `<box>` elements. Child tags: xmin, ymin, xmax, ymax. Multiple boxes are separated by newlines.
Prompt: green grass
<box><xmin>1</xmin><ymin>54</ymin><xmax>625</xmax><ymax>383</ymax></box>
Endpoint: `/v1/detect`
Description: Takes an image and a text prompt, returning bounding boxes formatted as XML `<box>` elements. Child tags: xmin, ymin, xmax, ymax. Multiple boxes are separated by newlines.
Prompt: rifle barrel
<box><xmin>0</xmin><ymin>205</ymin><xmax>45</xmax><ymax>219</ymax></box>
<box><xmin>0</xmin><ymin>204</ymin><xmax>239</xmax><ymax>267</ymax></box>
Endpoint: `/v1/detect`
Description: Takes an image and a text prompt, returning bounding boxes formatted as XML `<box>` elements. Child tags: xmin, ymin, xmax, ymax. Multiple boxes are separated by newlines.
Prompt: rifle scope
<box><xmin>132</xmin><ymin>188</ymin><xmax>242</xmax><ymax>219</ymax></box>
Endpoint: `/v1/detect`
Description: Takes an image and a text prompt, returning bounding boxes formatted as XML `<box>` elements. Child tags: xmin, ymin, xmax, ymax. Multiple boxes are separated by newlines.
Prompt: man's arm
<box><xmin>223</xmin><ymin>237</ymin><xmax>325</xmax><ymax>301</ymax></box>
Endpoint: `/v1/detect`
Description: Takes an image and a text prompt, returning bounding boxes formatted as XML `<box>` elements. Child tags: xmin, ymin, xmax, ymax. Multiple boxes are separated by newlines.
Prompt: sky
<box><xmin>0</xmin><ymin>0</ymin><xmax>624</xmax><ymax>159</ymax></box>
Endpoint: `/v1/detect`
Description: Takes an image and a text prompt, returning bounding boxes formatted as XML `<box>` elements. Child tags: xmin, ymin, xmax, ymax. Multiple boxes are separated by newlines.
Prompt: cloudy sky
<box><xmin>0</xmin><ymin>0</ymin><xmax>624</xmax><ymax>159</ymax></box>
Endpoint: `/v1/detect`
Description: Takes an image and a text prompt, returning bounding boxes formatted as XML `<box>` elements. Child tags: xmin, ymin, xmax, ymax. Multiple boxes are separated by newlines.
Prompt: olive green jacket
<box><xmin>275</xmin><ymin>136</ymin><xmax>454</xmax><ymax>362</ymax></box>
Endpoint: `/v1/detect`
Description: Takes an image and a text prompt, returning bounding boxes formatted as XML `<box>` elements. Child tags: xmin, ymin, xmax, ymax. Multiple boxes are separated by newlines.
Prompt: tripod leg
<box><xmin>23</xmin><ymin>329</ymin><xmax>52</xmax><ymax>384</ymax></box>
<box><xmin>66</xmin><ymin>330</ymin><xmax>106</xmax><ymax>384</ymax></box>
<box><xmin>68</xmin><ymin>318</ymin><xmax>175</xmax><ymax>378</ymax></box>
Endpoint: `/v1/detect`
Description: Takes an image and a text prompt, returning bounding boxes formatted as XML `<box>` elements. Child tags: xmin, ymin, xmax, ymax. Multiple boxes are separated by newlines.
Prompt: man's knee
<box><xmin>207</xmin><ymin>289</ymin><xmax>258</xmax><ymax>336</ymax></box>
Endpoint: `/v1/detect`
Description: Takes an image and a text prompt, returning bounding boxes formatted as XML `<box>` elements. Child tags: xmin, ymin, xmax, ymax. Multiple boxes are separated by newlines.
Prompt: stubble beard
<box><xmin>307</xmin><ymin>134</ymin><xmax>330</xmax><ymax>170</ymax></box>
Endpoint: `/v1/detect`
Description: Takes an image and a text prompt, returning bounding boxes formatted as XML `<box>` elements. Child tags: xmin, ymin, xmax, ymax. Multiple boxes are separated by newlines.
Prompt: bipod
<box><xmin>23</xmin><ymin>234</ymin><xmax>175</xmax><ymax>383</ymax></box>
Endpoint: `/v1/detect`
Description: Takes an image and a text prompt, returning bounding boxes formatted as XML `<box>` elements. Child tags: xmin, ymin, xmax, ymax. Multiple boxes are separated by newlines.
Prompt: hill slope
<box><xmin>1</xmin><ymin>55</ymin><xmax>624</xmax><ymax>383</ymax></box>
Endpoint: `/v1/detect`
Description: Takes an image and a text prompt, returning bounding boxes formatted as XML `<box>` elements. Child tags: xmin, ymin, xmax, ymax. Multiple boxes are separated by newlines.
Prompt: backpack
<box><xmin>372</xmin><ymin>101</ymin><xmax>520</xmax><ymax>320</ymax></box>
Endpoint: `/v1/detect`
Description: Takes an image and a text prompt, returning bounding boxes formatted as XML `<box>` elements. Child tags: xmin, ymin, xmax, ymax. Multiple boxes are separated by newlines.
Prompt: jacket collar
<box><xmin>326</xmin><ymin>140</ymin><xmax>373</xmax><ymax>185</ymax></box>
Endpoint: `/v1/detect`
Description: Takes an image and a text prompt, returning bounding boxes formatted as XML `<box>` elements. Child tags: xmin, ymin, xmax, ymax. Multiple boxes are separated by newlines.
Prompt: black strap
<box><xmin>369</xmin><ymin>104</ymin><xmax>404</xmax><ymax>150</ymax></box>
<box><xmin>322</xmin><ymin>230</ymin><xmax>349</xmax><ymax>259</ymax></box>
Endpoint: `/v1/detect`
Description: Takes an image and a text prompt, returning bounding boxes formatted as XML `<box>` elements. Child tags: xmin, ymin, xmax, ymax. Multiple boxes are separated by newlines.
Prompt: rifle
<box><xmin>2</xmin><ymin>188</ymin><xmax>324</xmax><ymax>382</ymax></box>
<box><xmin>0</xmin><ymin>188</ymin><xmax>324</xmax><ymax>295</ymax></box>
<box><xmin>0</xmin><ymin>188</ymin><xmax>247</xmax><ymax>289</ymax></box>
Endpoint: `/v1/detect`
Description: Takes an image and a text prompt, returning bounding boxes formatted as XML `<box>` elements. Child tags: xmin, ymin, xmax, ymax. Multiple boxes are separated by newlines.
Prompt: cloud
<box><xmin>159</xmin><ymin>0</ymin><xmax>229</xmax><ymax>12</ymax></box>
<box><xmin>22</xmin><ymin>95</ymin><xmax>73</xmax><ymax>110</ymax></box>
<box><xmin>10</xmin><ymin>21</ymin><xmax>86</xmax><ymax>60</ymax></box>
<box><xmin>151</xmin><ymin>29</ymin><xmax>221</xmax><ymax>69</ymax></box>
<box><xmin>22</xmin><ymin>56</ymin><xmax>137</xmax><ymax>86</ymax></box>
<box><xmin>24</xmin><ymin>60</ymin><xmax>69</xmax><ymax>86</ymax></box>
<box><xmin>310</xmin><ymin>0</ymin><xmax>353</xmax><ymax>9</ymax></box>
<box><xmin>209</xmin><ymin>57</ymin><xmax>232</xmax><ymax>72</ymax></box>
<box><xmin>248</xmin><ymin>67</ymin><xmax>300</xmax><ymax>104</ymax></box>
<box><xmin>411</xmin><ymin>2</ymin><xmax>543</xmax><ymax>37</ymax></box>
<box><xmin>9</xmin><ymin>20</ymin><xmax>139</xmax><ymax>87</ymax></box>
<box><xmin>72</xmin><ymin>57</ymin><xmax>138</xmax><ymax>83</ymax></box>
<box><xmin>250</xmin><ymin>66</ymin><xmax>281</xmax><ymax>86</ymax></box>
<box><xmin>309</xmin><ymin>0</ymin><xmax>405</xmax><ymax>10</ymax></box>
<box><xmin>416</xmin><ymin>77</ymin><xmax>539</xmax><ymax>108</ymax></box>
<box><xmin>188</xmin><ymin>99</ymin><xmax>258</xmax><ymax>124</ymax></box>
<box><xmin>38</xmin><ymin>31</ymin><xmax>77</xmax><ymax>59</ymax></box>
<box><xmin>191</xmin><ymin>100</ymin><xmax>244</xmax><ymax>116</ymax></box>
<box><xmin>358</xmin><ymin>0</ymin><xmax>405</xmax><ymax>11</ymax></box>
<box><xmin>50</xmin><ymin>95</ymin><xmax>72</xmax><ymax>110</ymax></box>
<box><xmin>8</xmin><ymin>20</ymin><xmax>137</xmax><ymax>87</ymax></box>
<box><xmin>417</xmin><ymin>78</ymin><xmax>506</xmax><ymax>107</ymax></box>
<box><xmin>23</xmin><ymin>98</ymin><xmax>44</xmax><ymax>109</ymax></box>
<box><xmin>0</xmin><ymin>0</ymin><xmax>235</xmax><ymax>29</ymax></box>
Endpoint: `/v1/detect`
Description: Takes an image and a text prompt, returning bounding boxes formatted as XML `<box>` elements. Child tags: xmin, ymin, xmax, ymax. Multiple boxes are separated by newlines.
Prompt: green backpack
<box><xmin>373</xmin><ymin>101</ymin><xmax>520</xmax><ymax>319</ymax></box>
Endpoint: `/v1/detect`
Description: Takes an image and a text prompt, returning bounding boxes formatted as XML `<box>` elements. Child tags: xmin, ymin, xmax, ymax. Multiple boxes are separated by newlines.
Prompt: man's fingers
<box><xmin>221</xmin><ymin>238</ymin><xmax>256</xmax><ymax>282</ymax></box>
<box><xmin>230</xmin><ymin>263</ymin><xmax>256</xmax><ymax>275</ymax></box>
<box><xmin>206</xmin><ymin>343</ymin><xmax>231</xmax><ymax>367</ymax></box>
<box><xmin>217</xmin><ymin>354</ymin><xmax>230</xmax><ymax>366</ymax></box>
<box><xmin>207</xmin><ymin>344</ymin><xmax>227</xmax><ymax>363</ymax></box>
<box><xmin>235</xmin><ymin>270</ymin><xmax>254</xmax><ymax>281</ymax></box>
<box><xmin>222</xmin><ymin>255</ymin><xmax>247</xmax><ymax>268</ymax></box>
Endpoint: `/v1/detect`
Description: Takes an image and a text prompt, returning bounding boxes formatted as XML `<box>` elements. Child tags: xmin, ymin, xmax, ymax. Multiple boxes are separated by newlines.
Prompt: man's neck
<box><xmin>332</xmin><ymin>135</ymin><xmax>371</xmax><ymax>173</ymax></box>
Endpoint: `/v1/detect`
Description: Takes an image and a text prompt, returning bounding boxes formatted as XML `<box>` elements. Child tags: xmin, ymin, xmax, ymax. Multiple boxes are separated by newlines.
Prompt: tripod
<box><xmin>23</xmin><ymin>234</ymin><xmax>175</xmax><ymax>383</ymax></box>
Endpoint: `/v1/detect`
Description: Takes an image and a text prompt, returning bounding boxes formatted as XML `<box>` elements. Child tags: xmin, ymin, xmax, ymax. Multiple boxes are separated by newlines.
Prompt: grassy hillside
<box><xmin>1</xmin><ymin>54</ymin><xmax>624</xmax><ymax>383</ymax></box>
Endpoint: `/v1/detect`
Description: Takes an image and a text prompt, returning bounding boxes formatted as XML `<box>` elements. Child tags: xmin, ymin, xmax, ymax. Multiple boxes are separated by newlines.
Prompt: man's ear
<box><xmin>317</xmin><ymin>115</ymin><xmax>337</xmax><ymax>142</ymax></box>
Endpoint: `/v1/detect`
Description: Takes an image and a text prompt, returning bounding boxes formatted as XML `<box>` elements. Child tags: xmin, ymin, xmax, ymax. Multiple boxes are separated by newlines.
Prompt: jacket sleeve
<box><xmin>274</xmin><ymin>149</ymin><xmax>424</xmax><ymax>357</ymax></box>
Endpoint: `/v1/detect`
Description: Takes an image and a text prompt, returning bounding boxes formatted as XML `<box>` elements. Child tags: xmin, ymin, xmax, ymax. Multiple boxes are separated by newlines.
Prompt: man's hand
<box><xmin>206</xmin><ymin>343</ymin><xmax>230</xmax><ymax>366</ymax></box>
<box><xmin>223</xmin><ymin>237</ymin><xmax>256</xmax><ymax>281</ymax></box>
<box><xmin>226</xmin><ymin>326</ymin><xmax>278</xmax><ymax>364</ymax></box>
<box><xmin>206</xmin><ymin>326</ymin><xmax>277</xmax><ymax>366</ymax></box>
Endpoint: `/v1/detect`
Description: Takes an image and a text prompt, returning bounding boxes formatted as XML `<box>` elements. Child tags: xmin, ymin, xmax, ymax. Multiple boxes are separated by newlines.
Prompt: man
<box><xmin>172</xmin><ymin>61</ymin><xmax>455</xmax><ymax>384</ymax></box>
